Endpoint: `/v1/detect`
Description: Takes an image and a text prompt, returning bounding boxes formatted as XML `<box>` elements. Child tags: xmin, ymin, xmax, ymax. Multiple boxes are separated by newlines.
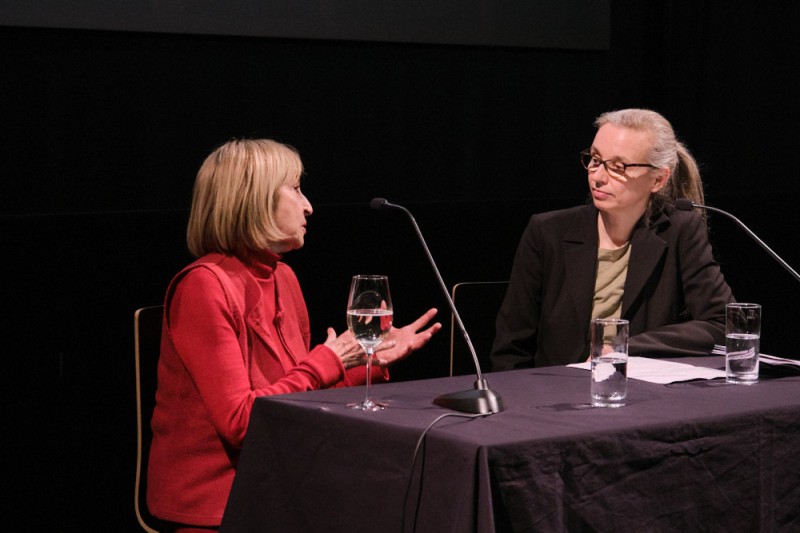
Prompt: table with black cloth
<box><xmin>220</xmin><ymin>358</ymin><xmax>800</xmax><ymax>533</ymax></box>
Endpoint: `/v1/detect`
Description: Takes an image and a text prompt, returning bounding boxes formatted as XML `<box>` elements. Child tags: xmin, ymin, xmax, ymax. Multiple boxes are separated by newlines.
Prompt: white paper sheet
<box><xmin>568</xmin><ymin>356</ymin><xmax>727</xmax><ymax>384</ymax></box>
<box><xmin>714</xmin><ymin>346</ymin><xmax>800</xmax><ymax>372</ymax></box>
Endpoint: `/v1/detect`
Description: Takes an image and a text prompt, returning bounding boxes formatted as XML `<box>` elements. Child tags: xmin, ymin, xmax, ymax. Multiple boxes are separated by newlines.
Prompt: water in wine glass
<box><xmin>346</xmin><ymin>275</ymin><xmax>393</xmax><ymax>411</ymax></box>
<box><xmin>346</xmin><ymin>309</ymin><xmax>393</xmax><ymax>350</ymax></box>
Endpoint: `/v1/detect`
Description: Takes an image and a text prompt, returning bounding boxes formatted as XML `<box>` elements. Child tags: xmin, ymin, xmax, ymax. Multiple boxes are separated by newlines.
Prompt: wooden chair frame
<box><xmin>134</xmin><ymin>305</ymin><xmax>164</xmax><ymax>533</ymax></box>
<box><xmin>448</xmin><ymin>281</ymin><xmax>508</xmax><ymax>377</ymax></box>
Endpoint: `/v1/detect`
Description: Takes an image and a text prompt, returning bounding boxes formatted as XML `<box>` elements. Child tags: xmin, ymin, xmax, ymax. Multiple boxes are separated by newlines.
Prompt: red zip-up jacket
<box><xmin>147</xmin><ymin>251</ymin><xmax>385</xmax><ymax>526</ymax></box>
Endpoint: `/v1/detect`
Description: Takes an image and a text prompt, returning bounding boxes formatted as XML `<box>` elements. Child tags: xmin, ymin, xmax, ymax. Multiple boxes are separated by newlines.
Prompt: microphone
<box><xmin>675</xmin><ymin>198</ymin><xmax>800</xmax><ymax>283</ymax></box>
<box><xmin>370</xmin><ymin>198</ymin><xmax>504</xmax><ymax>414</ymax></box>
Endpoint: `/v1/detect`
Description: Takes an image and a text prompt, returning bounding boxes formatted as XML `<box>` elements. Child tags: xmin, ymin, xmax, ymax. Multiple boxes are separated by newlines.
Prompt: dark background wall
<box><xmin>2</xmin><ymin>2</ymin><xmax>799</xmax><ymax>530</ymax></box>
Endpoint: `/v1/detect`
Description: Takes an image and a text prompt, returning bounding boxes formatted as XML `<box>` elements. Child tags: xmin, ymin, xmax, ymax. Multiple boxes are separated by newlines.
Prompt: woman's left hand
<box><xmin>373</xmin><ymin>308</ymin><xmax>442</xmax><ymax>367</ymax></box>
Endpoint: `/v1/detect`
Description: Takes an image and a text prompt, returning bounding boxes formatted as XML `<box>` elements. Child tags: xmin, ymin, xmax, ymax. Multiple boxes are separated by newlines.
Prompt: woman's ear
<box><xmin>651</xmin><ymin>167</ymin><xmax>670</xmax><ymax>193</ymax></box>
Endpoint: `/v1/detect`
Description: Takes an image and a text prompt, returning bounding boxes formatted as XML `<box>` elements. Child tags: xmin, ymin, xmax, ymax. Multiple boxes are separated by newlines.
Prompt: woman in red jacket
<box><xmin>147</xmin><ymin>138</ymin><xmax>441</xmax><ymax>532</ymax></box>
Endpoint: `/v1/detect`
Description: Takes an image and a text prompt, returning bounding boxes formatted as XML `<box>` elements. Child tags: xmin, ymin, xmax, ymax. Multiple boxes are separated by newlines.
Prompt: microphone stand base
<box><xmin>433</xmin><ymin>385</ymin><xmax>504</xmax><ymax>414</ymax></box>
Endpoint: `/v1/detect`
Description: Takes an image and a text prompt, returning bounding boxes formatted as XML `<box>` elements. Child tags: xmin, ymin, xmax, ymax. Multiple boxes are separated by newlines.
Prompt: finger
<box><xmin>325</xmin><ymin>327</ymin><xmax>337</xmax><ymax>342</ymax></box>
<box><xmin>421</xmin><ymin>322</ymin><xmax>443</xmax><ymax>335</ymax></box>
<box><xmin>413</xmin><ymin>323</ymin><xmax>442</xmax><ymax>341</ymax></box>
<box><xmin>408</xmin><ymin>308</ymin><xmax>439</xmax><ymax>330</ymax></box>
<box><xmin>375</xmin><ymin>340</ymin><xmax>397</xmax><ymax>353</ymax></box>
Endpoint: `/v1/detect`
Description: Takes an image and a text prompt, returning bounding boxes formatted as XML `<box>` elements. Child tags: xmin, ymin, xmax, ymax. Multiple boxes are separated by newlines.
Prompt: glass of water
<box><xmin>590</xmin><ymin>318</ymin><xmax>629</xmax><ymax>408</ymax></box>
<box><xmin>346</xmin><ymin>275</ymin><xmax>393</xmax><ymax>410</ymax></box>
<box><xmin>725</xmin><ymin>303</ymin><xmax>761</xmax><ymax>385</ymax></box>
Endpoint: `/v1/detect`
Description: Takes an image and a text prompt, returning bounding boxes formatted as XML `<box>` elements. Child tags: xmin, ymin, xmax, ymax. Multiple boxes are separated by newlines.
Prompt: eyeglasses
<box><xmin>580</xmin><ymin>150</ymin><xmax>658</xmax><ymax>181</ymax></box>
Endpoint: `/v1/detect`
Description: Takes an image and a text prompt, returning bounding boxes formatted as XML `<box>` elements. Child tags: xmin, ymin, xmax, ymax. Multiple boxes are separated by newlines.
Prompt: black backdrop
<box><xmin>2</xmin><ymin>2</ymin><xmax>799</xmax><ymax>530</ymax></box>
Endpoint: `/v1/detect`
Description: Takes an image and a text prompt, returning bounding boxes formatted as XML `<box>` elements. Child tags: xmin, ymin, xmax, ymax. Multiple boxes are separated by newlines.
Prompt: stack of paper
<box><xmin>569</xmin><ymin>357</ymin><xmax>726</xmax><ymax>384</ymax></box>
<box><xmin>713</xmin><ymin>345</ymin><xmax>800</xmax><ymax>374</ymax></box>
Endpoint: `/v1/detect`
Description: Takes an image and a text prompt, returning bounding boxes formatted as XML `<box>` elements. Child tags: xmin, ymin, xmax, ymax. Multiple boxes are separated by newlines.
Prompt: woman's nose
<box><xmin>592</xmin><ymin>167</ymin><xmax>609</xmax><ymax>185</ymax></box>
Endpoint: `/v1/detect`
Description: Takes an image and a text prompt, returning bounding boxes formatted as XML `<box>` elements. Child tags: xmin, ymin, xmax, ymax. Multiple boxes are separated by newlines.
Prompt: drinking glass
<box><xmin>725</xmin><ymin>303</ymin><xmax>761</xmax><ymax>384</ymax></box>
<box><xmin>346</xmin><ymin>275</ymin><xmax>393</xmax><ymax>410</ymax></box>
<box><xmin>590</xmin><ymin>318</ymin><xmax>629</xmax><ymax>407</ymax></box>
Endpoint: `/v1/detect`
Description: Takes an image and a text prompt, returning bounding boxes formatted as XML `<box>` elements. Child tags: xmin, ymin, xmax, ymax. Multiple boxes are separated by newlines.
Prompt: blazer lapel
<box><xmin>622</xmin><ymin>215</ymin><xmax>668</xmax><ymax>317</ymax></box>
<box><xmin>564</xmin><ymin>207</ymin><xmax>600</xmax><ymax>326</ymax></box>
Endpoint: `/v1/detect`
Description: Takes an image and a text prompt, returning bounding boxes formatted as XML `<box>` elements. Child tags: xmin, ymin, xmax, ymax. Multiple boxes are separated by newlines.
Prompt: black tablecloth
<box><xmin>221</xmin><ymin>358</ymin><xmax>800</xmax><ymax>532</ymax></box>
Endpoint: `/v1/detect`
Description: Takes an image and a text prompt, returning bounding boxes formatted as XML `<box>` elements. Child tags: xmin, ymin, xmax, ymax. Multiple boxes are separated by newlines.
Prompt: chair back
<box><xmin>449</xmin><ymin>281</ymin><xmax>509</xmax><ymax>376</ymax></box>
<box><xmin>134</xmin><ymin>305</ymin><xmax>164</xmax><ymax>533</ymax></box>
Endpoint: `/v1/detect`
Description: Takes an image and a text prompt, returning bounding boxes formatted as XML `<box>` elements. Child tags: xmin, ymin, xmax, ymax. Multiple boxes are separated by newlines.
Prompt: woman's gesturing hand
<box><xmin>325</xmin><ymin>308</ymin><xmax>441</xmax><ymax>369</ymax></box>
<box><xmin>373</xmin><ymin>308</ymin><xmax>442</xmax><ymax>367</ymax></box>
<box><xmin>324</xmin><ymin>329</ymin><xmax>367</xmax><ymax>370</ymax></box>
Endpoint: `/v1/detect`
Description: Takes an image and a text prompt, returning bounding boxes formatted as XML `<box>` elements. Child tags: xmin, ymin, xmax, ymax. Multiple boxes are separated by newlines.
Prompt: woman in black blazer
<box><xmin>491</xmin><ymin>109</ymin><xmax>734</xmax><ymax>370</ymax></box>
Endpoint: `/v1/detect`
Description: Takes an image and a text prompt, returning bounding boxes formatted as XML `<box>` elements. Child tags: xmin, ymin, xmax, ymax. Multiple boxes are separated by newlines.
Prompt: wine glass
<box><xmin>346</xmin><ymin>274</ymin><xmax>393</xmax><ymax>411</ymax></box>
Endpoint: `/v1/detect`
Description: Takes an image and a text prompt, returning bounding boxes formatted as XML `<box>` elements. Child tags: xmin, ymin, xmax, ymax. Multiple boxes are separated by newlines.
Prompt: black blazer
<box><xmin>491</xmin><ymin>204</ymin><xmax>734</xmax><ymax>369</ymax></box>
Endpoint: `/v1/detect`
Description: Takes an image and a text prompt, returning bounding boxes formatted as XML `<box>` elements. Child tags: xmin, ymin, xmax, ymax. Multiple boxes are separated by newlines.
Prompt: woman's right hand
<box><xmin>324</xmin><ymin>328</ymin><xmax>374</xmax><ymax>369</ymax></box>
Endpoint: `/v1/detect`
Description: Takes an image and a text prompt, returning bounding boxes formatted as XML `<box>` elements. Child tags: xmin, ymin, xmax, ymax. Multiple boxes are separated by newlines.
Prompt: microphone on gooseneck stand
<box><xmin>370</xmin><ymin>198</ymin><xmax>504</xmax><ymax>414</ymax></box>
<box><xmin>674</xmin><ymin>198</ymin><xmax>800</xmax><ymax>283</ymax></box>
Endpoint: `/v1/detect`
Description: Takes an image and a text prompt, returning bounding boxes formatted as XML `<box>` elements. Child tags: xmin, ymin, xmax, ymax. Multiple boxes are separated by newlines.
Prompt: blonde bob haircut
<box><xmin>186</xmin><ymin>138</ymin><xmax>304</xmax><ymax>258</ymax></box>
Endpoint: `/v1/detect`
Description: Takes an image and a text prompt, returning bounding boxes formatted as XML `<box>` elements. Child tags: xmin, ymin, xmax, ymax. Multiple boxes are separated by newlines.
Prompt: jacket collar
<box><xmin>564</xmin><ymin>206</ymin><xmax>601</xmax><ymax>327</ymax></box>
<box><xmin>562</xmin><ymin>205</ymin><xmax>671</xmax><ymax>320</ymax></box>
<box><xmin>622</xmin><ymin>210</ymin><xmax>670</xmax><ymax>316</ymax></box>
